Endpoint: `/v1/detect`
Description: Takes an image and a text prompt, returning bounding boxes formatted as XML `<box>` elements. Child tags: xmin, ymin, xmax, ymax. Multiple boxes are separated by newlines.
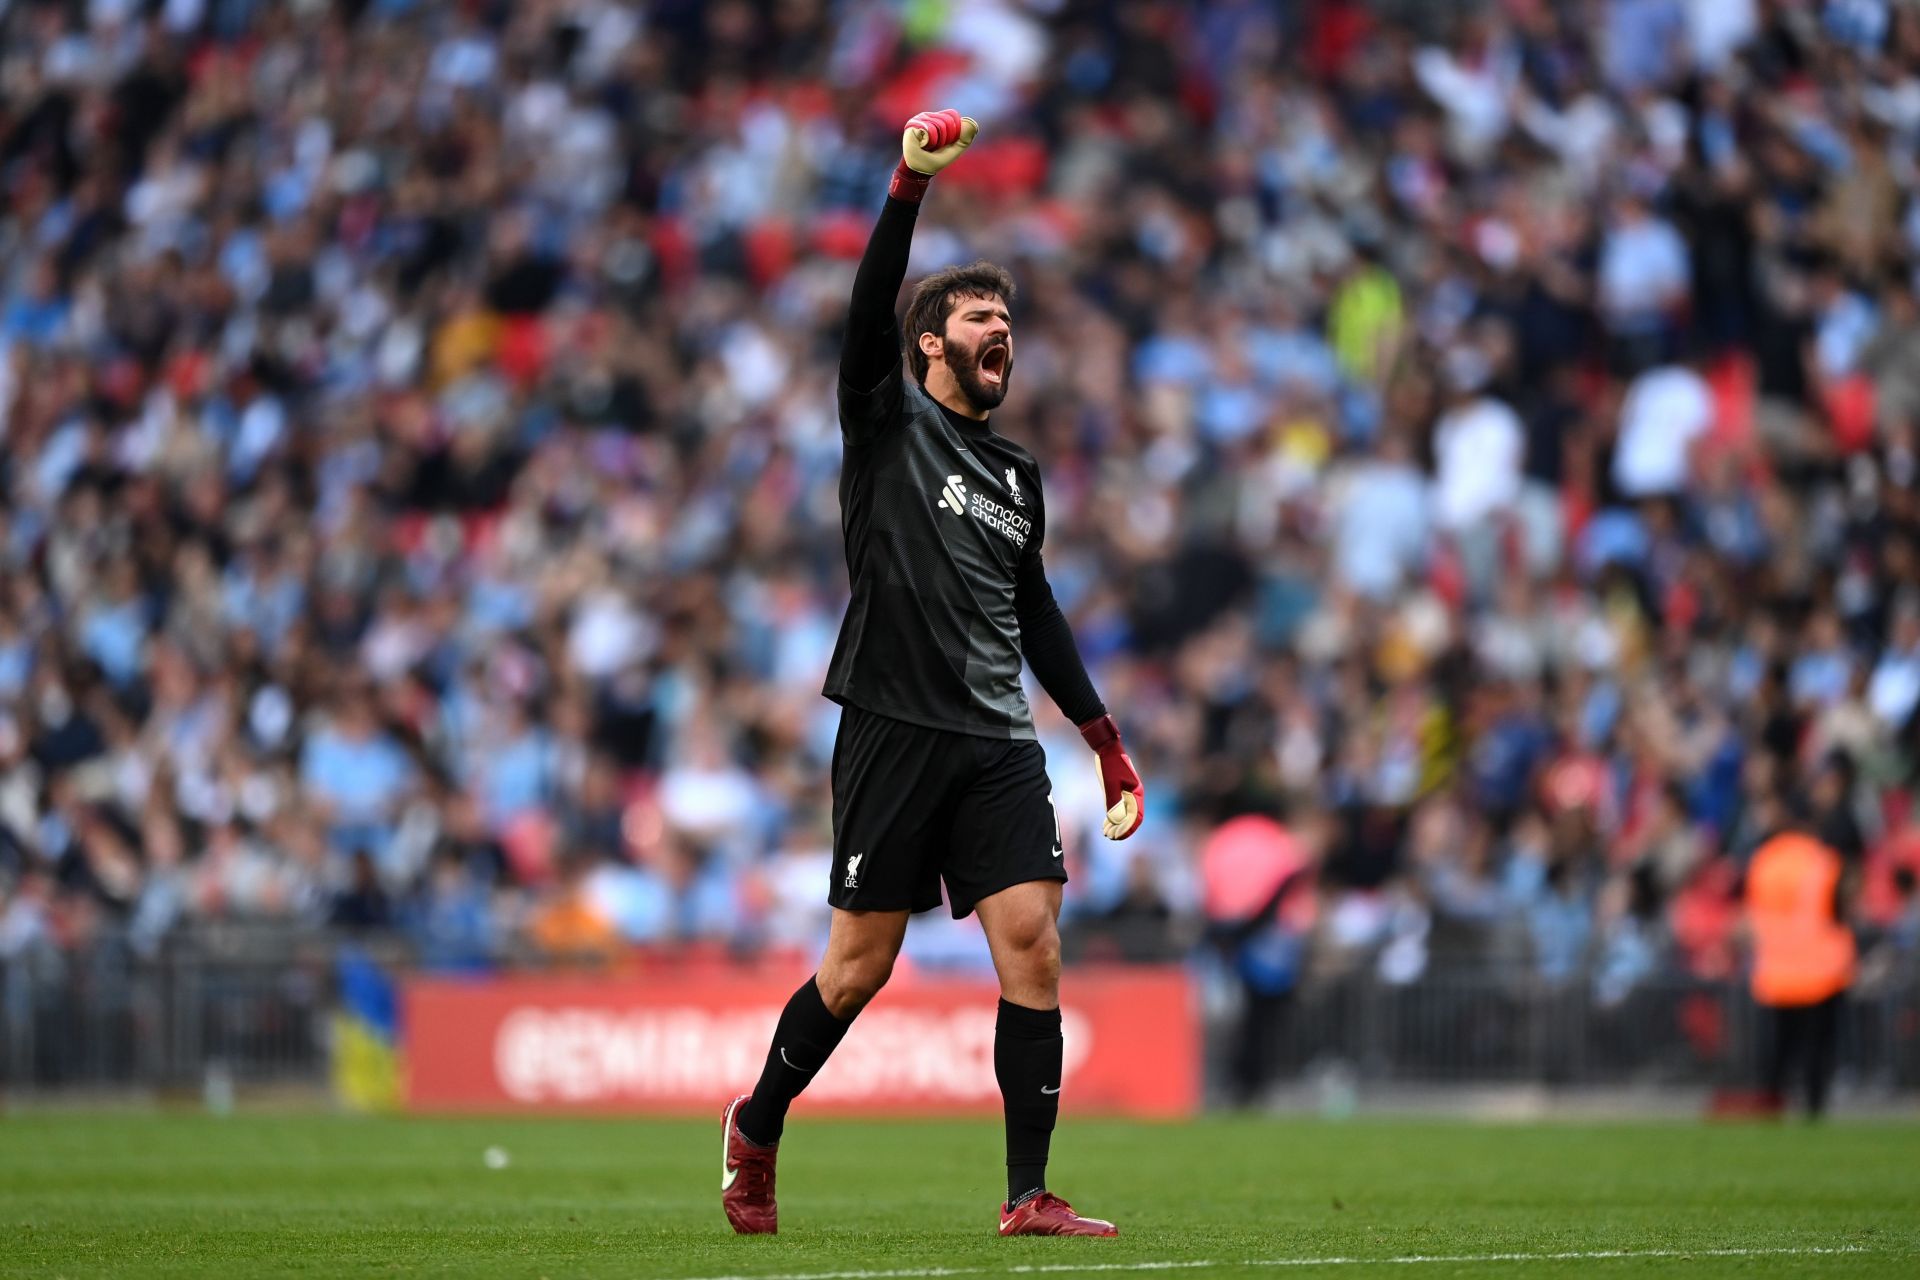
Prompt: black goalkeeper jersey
<box><xmin>825</xmin><ymin>370</ymin><xmax>1047</xmax><ymax>737</ymax></box>
<box><xmin>822</xmin><ymin>195</ymin><xmax>1104</xmax><ymax>741</ymax></box>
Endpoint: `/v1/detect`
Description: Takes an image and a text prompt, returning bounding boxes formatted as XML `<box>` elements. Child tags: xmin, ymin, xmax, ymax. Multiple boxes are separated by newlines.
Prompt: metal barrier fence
<box><xmin>1</xmin><ymin>931</ymin><xmax>346</xmax><ymax>1092</ymax></box>
<box><xmin>1237</xmin><ymin>972</ymin><xmax>1920</xmax><ymax>1093</ymax></box>
<box><xmin>4</xmin><ymin>931</ymin><xmax>1917</xmax><ymax>1098</ymax></box>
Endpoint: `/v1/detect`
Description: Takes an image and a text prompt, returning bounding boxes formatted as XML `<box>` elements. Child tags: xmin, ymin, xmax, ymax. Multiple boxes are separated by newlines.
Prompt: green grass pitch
<box><xmin>2</xmin><ymin>1112</ymin><xmax>1916</xmax><ymax>1278</ymax></box>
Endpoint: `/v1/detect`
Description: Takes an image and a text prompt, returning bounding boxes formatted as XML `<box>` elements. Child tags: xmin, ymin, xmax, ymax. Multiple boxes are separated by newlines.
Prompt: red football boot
<box><xmin>720</xmin><ymin>1094</ymin><xmax>778</xmax><ymax>1234</ymax></box>
<box><xmin>997</xmin><ymin>1191</ymin><xmax>1118</xmax><ymax>1237</ymax></box>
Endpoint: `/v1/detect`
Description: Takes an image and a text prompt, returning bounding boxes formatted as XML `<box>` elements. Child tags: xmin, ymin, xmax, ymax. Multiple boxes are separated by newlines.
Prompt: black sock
<box><xmin>995</xmin><ymin>997</ymin><xmax>1062</xmax><ymax>1205</ymax></box>
<box><xmin>737</xmin><ymin>977</ymin><xmax>852</xmax><ymax>1146</ymax></box>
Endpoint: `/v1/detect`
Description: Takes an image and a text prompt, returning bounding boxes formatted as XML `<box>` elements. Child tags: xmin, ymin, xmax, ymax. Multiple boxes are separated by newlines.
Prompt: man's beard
<box><xmin>948</xmin><ymin>335</ymin><xmax>1012</xmax><ymax>412</ymax></box>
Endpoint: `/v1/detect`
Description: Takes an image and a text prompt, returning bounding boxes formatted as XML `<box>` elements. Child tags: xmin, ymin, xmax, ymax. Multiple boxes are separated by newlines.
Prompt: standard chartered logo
<box><xmin>935</xmin><ymin>472</ymin><xmax>1031</xmax><ymax>548</ymax></box>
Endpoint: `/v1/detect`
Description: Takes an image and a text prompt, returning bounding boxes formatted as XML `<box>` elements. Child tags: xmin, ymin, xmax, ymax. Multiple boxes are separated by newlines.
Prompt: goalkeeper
<box><xmin>720</xmin><ymin>108</ymin><xmax>1144</xmax><ymax>1239</ymax></box>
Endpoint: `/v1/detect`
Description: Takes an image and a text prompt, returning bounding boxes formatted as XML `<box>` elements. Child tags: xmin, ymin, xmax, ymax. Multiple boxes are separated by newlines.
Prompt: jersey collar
<box><xmin>933</xmin><ymin>396</ymin><xmax>993</xmax><ymax>438</ymax></box>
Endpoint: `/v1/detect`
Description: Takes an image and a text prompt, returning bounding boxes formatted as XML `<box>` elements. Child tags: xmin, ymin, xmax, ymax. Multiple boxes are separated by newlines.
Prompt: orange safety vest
<box><xmin>1746</xmin><ymin>832</ymin><xmax>1856</xmax><ymax>1007</ymax></box>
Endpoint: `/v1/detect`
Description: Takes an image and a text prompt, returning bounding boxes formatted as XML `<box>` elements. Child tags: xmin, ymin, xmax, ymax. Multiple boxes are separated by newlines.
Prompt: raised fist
<box><xmin>902</xmin><ymin>108</ymin><xmax>979</xmax><ymax>176</ymax></box>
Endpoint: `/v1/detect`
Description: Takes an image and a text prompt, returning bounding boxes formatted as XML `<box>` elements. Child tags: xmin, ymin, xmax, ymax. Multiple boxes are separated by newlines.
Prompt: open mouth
<box><xmin>981</xmin><ymin>344</ymin><xmax>1008</xmax><ymax>385</ymax></box>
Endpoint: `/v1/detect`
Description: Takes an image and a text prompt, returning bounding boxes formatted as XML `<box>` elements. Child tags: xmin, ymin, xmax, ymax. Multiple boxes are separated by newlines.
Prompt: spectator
<box><xmin>330</xmin><ymin>850</ymin><xmax>393</xmax><ymax>934</ymax></box>
<box><xmin>300</xmin><ymin>682</ymin><xmax>415</xmax><ymax>858</ymax></box>
<box><xmin>406</xmin><ymin>850</ymin><xmax>495</xmax><ymax>972</ymax></box>
<box><xmin>526</xmin><ymin>851</ymin><xmax>619</xmax><ymax>967</ymax></box>
<box><xmin>1329</xmin><ymin>431</ymin><xmax>1431</xmax><ymax>600</ymax></box>
<box><xmin>1431</xmin><ymin>347</ymin><xmax>1524</xmax><ymax>600</ymax></box>
<box><xmin>1613</xmin><ymin>350</ymin><xmax>1714</xmax><ymax>500</ymax></box>
<box><xmin>1598</xmin><ymin>192</ymin><xmax>1691</xmax><ymax>368</ymax></box>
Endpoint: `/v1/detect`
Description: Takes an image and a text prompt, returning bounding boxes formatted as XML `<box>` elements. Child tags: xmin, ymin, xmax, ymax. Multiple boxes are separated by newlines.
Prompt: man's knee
<box><xmin>1000</xmin><ymin>911</ymin><xmax>1061</xmax><ymax>982</ymax></box>
<box><xmin>816</xmin><ymin>950</ymin><xmax>894</xmax><ymax>1018</ymax></box>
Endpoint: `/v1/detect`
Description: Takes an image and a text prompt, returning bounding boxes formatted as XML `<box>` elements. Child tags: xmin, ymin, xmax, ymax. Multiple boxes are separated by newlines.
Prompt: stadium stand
<box><xmin>0</xmin><ymin>0</ymin><xmax>1916</xmax><ymax>1046</ymax></box>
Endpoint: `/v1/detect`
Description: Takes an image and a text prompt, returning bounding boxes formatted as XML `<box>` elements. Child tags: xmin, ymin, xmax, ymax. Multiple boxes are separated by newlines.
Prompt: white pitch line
<box><xmin>678</xmin><ymin>1244</ymin><xmax>1878</xmax><ymax>1280</ymax></box>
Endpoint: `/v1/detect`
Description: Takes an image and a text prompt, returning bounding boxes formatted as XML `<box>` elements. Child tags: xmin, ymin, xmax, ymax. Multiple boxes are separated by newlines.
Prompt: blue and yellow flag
<box><xmin>331</xmin><ymin>949</ymin><xmax>402</xmax><ymax>1112</ymax></box>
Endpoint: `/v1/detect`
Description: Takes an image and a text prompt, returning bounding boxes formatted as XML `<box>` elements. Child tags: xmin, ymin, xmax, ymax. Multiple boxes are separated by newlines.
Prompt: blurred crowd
<box><xmin>1</xmin><ymin>0</ymin><xmax>1919</xmax><ymax>995</ymax></box>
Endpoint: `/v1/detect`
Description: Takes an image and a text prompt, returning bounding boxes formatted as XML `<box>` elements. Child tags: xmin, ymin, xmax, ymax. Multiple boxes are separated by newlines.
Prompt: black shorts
<box><xmin>829</xmin><ymin>705</ymin><xmax>1066</xmax><ymax>918</ymax></box>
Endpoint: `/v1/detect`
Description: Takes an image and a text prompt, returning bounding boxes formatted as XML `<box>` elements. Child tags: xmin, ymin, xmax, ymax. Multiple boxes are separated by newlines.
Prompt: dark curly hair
<box><xmin>902</xmin><ymin>260</ymin><xmax>1016</xmax><ymax>384</ymax></box>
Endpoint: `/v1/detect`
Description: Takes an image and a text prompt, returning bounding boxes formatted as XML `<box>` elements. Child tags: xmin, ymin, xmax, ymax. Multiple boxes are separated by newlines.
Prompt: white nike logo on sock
<box><xmin>780</xmin><ymin>1046</ymin><xmax>810</xmax><ymax>1072</ymax></box>
<box><xmin>1040</xmin><ymin>1084</ymin><xmax>1061</xmax><ymax>1094</ymax></box>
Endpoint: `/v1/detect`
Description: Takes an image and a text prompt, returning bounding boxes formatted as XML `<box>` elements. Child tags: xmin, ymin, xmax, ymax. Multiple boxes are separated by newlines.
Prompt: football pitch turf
<box><xmin>2</xmin><ymin>1113</ymin><xmax>1916</xmax><ymax>1278</ymax></box>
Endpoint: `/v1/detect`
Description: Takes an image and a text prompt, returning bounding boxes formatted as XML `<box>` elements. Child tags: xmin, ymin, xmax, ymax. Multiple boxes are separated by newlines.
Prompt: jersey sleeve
<box><xmin>838</xmin><ymin>196</ymin><xmax>919</xmax><ymax>447</ymax></box>
<box><xmin>1013</xmin><ymin>482</ymin><xmax>1106</xmax><ymax>726</ymax></box>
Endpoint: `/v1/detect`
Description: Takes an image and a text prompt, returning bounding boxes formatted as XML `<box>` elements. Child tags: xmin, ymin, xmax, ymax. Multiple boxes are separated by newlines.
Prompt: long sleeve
<box><xmin>839</xmin><ymin>195</ymin><xmax>919</xmax><ymax>398</ymax></box>
<box><xmin>1014</xmin><ymin>552</ymin><xmax>1106</xmax><ymax>727</ymax></box>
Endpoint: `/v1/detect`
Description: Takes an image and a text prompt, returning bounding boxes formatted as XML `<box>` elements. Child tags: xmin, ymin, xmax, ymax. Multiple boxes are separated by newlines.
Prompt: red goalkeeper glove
<box><xmin>889</xmin><ymin>107</ymin><xmax>979</xmax><ymax>202</ymax></box>
<box><xmin>1078</xmin><ymin>714</ymin><xmax>1144</xmax><ymax>840</ymax></box>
